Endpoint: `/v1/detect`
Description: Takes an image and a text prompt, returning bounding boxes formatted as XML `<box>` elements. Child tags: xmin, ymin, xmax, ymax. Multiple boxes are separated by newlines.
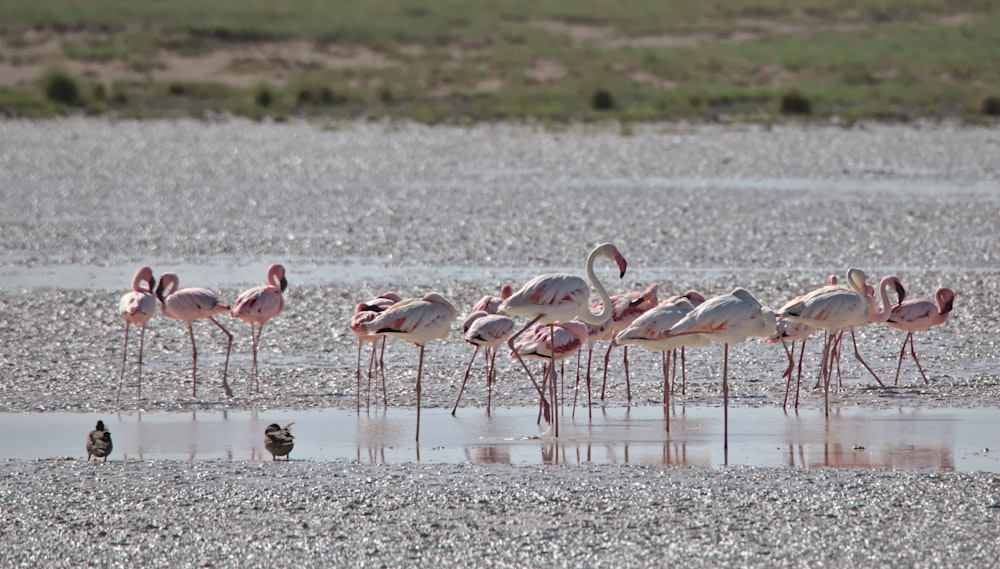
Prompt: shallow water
<box><xmin>4</xmin><ymin>406</ymin><xmax>996</xmax><ymax>472</ymax></box>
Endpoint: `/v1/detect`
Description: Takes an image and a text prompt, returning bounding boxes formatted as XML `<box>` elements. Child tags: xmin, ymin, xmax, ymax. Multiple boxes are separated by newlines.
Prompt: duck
<box><xmin>264</xmin><ymin>423</ymin><xmax>295</xmax><ymax>461</ymax></box>
<box><xmin>86</xmin><ymin>420</ymin><xmax>113</xmax><ymax>462</ymax></box>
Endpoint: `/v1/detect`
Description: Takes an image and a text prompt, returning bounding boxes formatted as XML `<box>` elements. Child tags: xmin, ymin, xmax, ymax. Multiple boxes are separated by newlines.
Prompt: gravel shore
<box><xmin>2</xmin><ymin>119</ymin><xmax>999</xmax><ymax>566</ymax></box>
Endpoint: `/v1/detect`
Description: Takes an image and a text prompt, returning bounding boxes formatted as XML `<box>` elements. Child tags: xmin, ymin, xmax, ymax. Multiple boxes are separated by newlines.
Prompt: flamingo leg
<box><xmin>548</xmin><ymin>323</ymin><xmax>559</xmax><ymax>437</ymax></box>
<box><xmin>623</xmin><ymin>346</ymin><xmax>632</xmax><ymax>403</ymax></box>
<box><xmin>818</xmin><ymin>332</ymin><xmax>833</xmax><ymax>418</ymax></box>
<box><xmin>600</xmin><ymin>342</ymin><xmax>613</xmax><ymax>401</ymax></box>
<box><xmin>254</xmin><ymin>322</ymin><xmax>266</xmax><ymax>394</ymax></box>
<box><xmin>894</xmin><ymin>333</ymin><xmax>908</xmax><ymax>386</ymax></box>
<box><xmin>585</xmin><ymin>346</ymin><xmax>593</xmax><ymax>419</ymax></box>
<box><xmin>452</xmin><ymin>346</ymin><xmax>480</xmax><ymax>416</ymax></box>
<box><xmin>572</xmin><ymin>350</ymin><xmax>582</xmax><ymax>418</ymax></box>
<box><xmin>848</xmin><ymin>327</ymin><xmax>884</xmax><ymax>387</ymax></box>
<box><xmin>355</xmin><ymin>340</ymin><xmax>365</xmax><ymax>414</ymax></box>
<box><xmin>137</xmin><ymin>323</ymin><xmax>146</xmax><ymax>404</ymax></box>
<box><xmin>681</xmin><ymin>347</ymin><xmax>687</xmax><ymax>396</ymax></box>
<box><xmin>781</xmin><ymin>339</ymin><xmax>794</xmax><ymax>411</ymax></box>
<box><xmin>487</xmin><ymin>348</ymin><xmax>497</xmax><ymax>416</ymax></box>
<box><xmin>117</xmin><ymin>322</ymin><xmax>131</xmax><ymax>406</ymax></box>
<box><xmin>249</xmin><ymin>323</ymin><xmax>260</xmax><ymax>394</ymax></box>
<box><xmin>415</xmin><ymin>345</ymin><xmax>424</xmax><ymax>442</ymax></box>
<box><xmin>794</xmin><ymin>338</ymin><xmax>807</xmax><ymax>409</ymax></box>
<box><xmin>187</xmin><ymin>322</ymin><xmax>198</xmax><ymax>397</ymax></box>
<box><xmin>506</xmin><ymin>315</ymin><xmax>551</xmax><ymax>423</ymax></box>
<box><xmin>908</xmin><ymin>333</ymin><xmax>930</xmax><ymax>384</ymax></box>
<box><xmin>378</xmin><ymin>337</ymin><xmax>388</xmax><ymax>407</ymax></box>
<box><xmin>208</xmin><ymin>317</ymin><xmax>234</xmax><ymax>398</ymax></box>
<box><xmin>723</xmin><ymin>343</ymin><xmax>730</xmax><ymax>450</ymax></box>
<box><xmin>662</xmin><ymin>350</ymin><xmax>670</xmax><ymax>433</ymax></box>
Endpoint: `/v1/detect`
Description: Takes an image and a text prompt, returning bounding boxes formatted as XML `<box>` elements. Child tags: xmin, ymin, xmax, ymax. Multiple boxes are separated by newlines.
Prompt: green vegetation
<box><xmin>0</xmin><ymin>0</ymin><xmax>998</xmax><ymax>123</ymax></box>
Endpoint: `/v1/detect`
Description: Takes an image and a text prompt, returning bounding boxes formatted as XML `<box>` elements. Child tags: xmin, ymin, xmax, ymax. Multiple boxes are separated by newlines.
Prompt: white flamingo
<box><xmin>356</xmin><ymin>292</ymin><xmax>457</xmax><ymax>441</ymax></box>
<box><xmin>499</xmin><ymin>243</ymin><xmax>628</xmax><ymax>436</ymax></box>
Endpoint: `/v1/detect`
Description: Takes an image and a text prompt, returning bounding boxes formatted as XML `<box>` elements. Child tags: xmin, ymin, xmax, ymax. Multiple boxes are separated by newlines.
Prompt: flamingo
<box><xmin>499</xmin><ymin>242</ymin><xmax>628</xmax><ymax>436</ymax></box>
<box><xmin>117</xmin><ymin>266</ymin><xmax>158</xmax><ymax>405</ymax></box>
<box><xmin>471</xmin><ymin>283</ymin><xmax>513</xmax><ymax>314</ymax></box>
<box><xmin>231</xmin><ymin>263</ymin><xmax>288</xmax><ymax>394</ymax></box>
<box><xmin>156</xmin><ymin>272</ymin><xmax>234</xmax><ymax>398</ymax></box>
<box><xmin>615</xmin><ymin>297</ymin><xmax>708</xmax><ymax>430</ymax></box>
<box><xmin>768</xmin><ymin>274</ymin><xmax>838</xmax><ymax>410</ymax></box>
<box><xmin>599</xmin><ymin>282</ymin><xmax>659</xmax><ymax>404</ymax></box>
<box><xmin>660</xmin><ymin>288</ymin><xmax>776</xmax><ymax>447</ymax></box>
<box><xmin>356</xmin><ymin>292</ymin><xmax>457</xmax><ymax>441</ymax></box>
<box><xmin>349</xmin><ymin>291</ymin><xmax>403</xmax><ymax>413</ymax></box>
<box><xmin>510</xmin><ymin>320</ymin><xmax>590</xmax><ymax>425</ymax></box>
<box><xmin>886</xmin><ymin>285</ymin><xmax>955</xmax><ymax>385</ymax></box>
<box><xmin>777</xmin><ymin>269</ymin><xmax>901</xmax><ymax>415</ymax></box>
<box><xmin>452</xmin><ymin>310</ymin><xmax>515</xmax><ymax>415</ymax></box>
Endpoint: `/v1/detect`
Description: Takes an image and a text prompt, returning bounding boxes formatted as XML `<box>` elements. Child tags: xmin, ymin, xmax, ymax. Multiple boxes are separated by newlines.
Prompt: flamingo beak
<box><xmin>894</xmin><ymin>281</ymin><xmax>906</xmax><ymax>304</ymax></box>
<box><xmin>615</xmin><ymin>253</ymin><xmax>628</xmax><ymax>279</ymax></box>
<box><xmin>280</xmin><ymin>275</ymin><xmax>288</xmax><ymax>292</ymax></box>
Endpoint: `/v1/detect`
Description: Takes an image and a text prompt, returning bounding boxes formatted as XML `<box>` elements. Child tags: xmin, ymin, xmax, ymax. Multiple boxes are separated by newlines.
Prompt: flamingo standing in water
<box><xmin>156</xmin><ymin>272</ymin><xmax>234</xmax><ymax>398</ymax></box>
<box><xmin>599</xmin><ymin>282</ymin><xmax>658</xmax><ymax>404</ymax></box>
<box><xmin>231</xmin><ymin>263</ymin><xmax>287</xmax><ymax>394</ymax></box>
<box><xmin>453</xmin><ymin>310</ymin><xmax>515</xmax><ymax>415</ymax></box>
<box><xmin>660</xmin><ymin>288</ymin><xmax>776</xmax><ymax>447</ymax></box>
<box><xmin>615</xmin><ymin>297</ymin><xmax>708</xmax><ymax>430</ymax></box>
<box><xmin>349</xmin><ymin>291</ymin><xmax>402</xmax><ymax>412</ymax></box>
<box><xmin>356</xmin><ymin>292</ymin><xmax>457</xmax><ymax>441</ymax></box>
<box><xmin>499</xmin><ymin>242</ymin><xmax>628</xmax><ymax>437</ymax></box>
<box><xmin>511</xmin><ymin>320</ymin><xmax>590</xmax><ymax>425</ymax></box>
<box><xmin>886</xmin><ymin>285</ymin><xmax>955</xmax><ymax>385</ymax></box>
<box><xmin>117</xmin><ymin>266</ymin><xmax>158</xmax><ymax>405</ymax></box>
<box><xmin>778</xmin><ymin>269</ymin><xmax>902</xmax><ymax>415</ymax></box>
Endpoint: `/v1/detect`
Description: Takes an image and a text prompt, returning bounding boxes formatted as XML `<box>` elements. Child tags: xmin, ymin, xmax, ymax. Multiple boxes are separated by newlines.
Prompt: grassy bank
<box><xmin>1</xmin><ymin>0</ymin><xmax>999</xmax><ymax>123</ymax></box>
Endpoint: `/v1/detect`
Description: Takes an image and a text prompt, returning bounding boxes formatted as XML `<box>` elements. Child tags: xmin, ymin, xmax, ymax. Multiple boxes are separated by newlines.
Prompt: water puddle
<box><xmin>1</xmin><ymin>406</ymin><xmax>997</xmax><ymax>471</ymax></box>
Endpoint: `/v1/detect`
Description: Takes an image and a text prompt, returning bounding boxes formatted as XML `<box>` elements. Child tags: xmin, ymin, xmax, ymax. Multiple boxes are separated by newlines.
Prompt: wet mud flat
<box><xmin>2</xmin><ymin>119</ymin><xmax>1000</xmax><ymax>566</ymax></box>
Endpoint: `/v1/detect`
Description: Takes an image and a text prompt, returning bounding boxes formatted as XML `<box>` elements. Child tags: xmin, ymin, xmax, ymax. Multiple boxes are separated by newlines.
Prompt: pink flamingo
<box><xmin>349</xmin><ymin>291</ymin><xmax>402</xmax><ymax>413</ymax></box>
<box><xmin>778</xmin><ymin>269</ymin><xmax>902</xmax><ymax>415</ymax></box>
<box><xmin>230</xmin><ymin>263</ymin><xmax>287</xmax><ymax>394</ymax></box>
<box><xmin>660</xmin><ymin>288</ymin><xmax>776</xmax><ymax>448</ymax></box>
<box><xmin>511</xmin><ymin>320</ymin><xmax>590</xmax><ymax>426</ymax></box>
<box><xmin>886</xmin><ymin>285</ymin><xmax>955</xmax><ymax>385</ymax></box>
<box><xmin>117</xmin><ymin>266</ymin><xmax>158</xmax><ymax>405</ymax></box>
<box><xmin>599</xmin><ymin>282</ymin><xmax>659</xmax><ymax>404</ymax></box>
<box><xmin>356</xmin><ymin>292</ymin><xmax>457</xmax><ymax>441</ymax></box>
<box><xmin>156</xmin><ymin>272</ymin><xmax>234</xmax><ymax>398</ymax></box>
<box><xmin>499</xmin><ymin>242</ymin><xmax>628</xmax><ymax>436</ymax></box>
<box><xmin>615</xmin><ymin>297</ymin><xmax>708</xmax><ymax>430</ymax></box>
<box><xmin>452</xmin><ymin>311</ymin><xmax>515</xmax><ymax>415</ymax></box>
<box><xmin>471</xmin><ymin>283</ymin><xmax>513</xmax><ymax>314</ymax></box>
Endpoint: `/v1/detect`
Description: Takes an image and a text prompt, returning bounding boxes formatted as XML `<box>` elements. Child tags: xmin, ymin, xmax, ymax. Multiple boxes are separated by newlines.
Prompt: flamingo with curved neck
<box><xmin>117</xmin><ymin>266</ymin><xmax>157</xmax><ymax>406</ymax></box>
<box><xmin>499</xmin><ymin>242</ymin><xmax>628</xmax><ymax>434</ymax></box>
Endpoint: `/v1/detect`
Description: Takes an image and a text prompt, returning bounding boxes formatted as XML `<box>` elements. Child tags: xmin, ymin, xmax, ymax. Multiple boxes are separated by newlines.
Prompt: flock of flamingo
<box><xmin>118</xmin><ymin>244</ymin><xmax>955</xmax><ymax>446</ymax></box>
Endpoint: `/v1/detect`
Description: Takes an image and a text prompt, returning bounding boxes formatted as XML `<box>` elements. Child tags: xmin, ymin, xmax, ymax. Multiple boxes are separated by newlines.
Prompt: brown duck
<box><xmin>86</xmin><ymin>420</ymin><xmax>113</xmax><ymax>462</ymax></box>
<box><xmin>264</xmin><ymin>423</ymin><xmax>294</xmax><ymax>461</ymax></box>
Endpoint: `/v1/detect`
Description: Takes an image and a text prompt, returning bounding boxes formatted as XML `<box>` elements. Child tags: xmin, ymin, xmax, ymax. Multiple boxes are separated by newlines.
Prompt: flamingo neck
<box><xmin>579</xmin><ymin>248</ymin><xmax>614</xmax><ymax>326</ymax></box>
<box><xmin>868</xmin><ymin>277</ymin><xmax>895</xmax><ymax>323</ymax></box>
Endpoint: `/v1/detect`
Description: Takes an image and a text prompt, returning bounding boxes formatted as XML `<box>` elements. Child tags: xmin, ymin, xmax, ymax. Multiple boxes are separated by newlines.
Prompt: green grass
<box><xmin>1</xmin><ymin>0</ymin><xmax>998</xmax><ymax>122</ymax></box>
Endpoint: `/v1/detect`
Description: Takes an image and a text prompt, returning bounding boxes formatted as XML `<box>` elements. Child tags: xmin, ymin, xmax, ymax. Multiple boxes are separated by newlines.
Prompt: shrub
<box><xmin>591</xmin><ymin>88</ymin><xmax>614</xmax><ymax>111</ymax></box>
<box><xmin>43</xmin><ymin>69</ymin><xmax>81</xmax><ymax>106</ymax></box>
<box><xmin>780</xmin><ymin>91</ymin><xmax>811</xmax><ymax>115</ymax></box>
<box><xmin>981</xmin><ymin>95</ymin><xmax>1000</xmax><ymax>116</ymax></box>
